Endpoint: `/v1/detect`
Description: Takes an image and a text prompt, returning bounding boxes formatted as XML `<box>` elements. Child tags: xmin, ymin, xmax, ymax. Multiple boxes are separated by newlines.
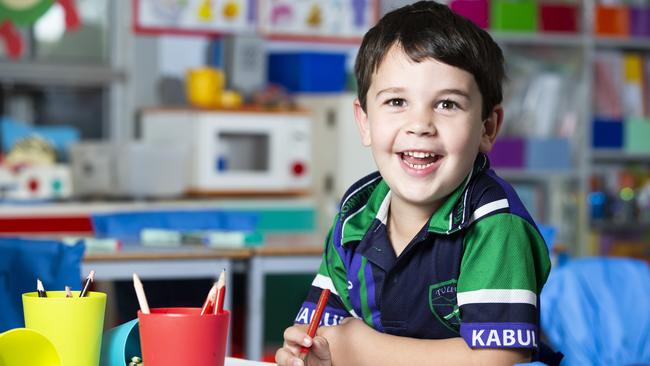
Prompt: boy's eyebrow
<box><xmin>374</xmin><ymin>87</ymin><xmax>472</xmax><ymax>100</ymax></box>
<box><xmin>436</xmin><ymin>88</ymin><xmax>472</xmax><ymax>100</ymax></box>
<box><xmin>374</xmin><ymin>87</ymin><xmax>406</xmax><ymax>100</ymax></box>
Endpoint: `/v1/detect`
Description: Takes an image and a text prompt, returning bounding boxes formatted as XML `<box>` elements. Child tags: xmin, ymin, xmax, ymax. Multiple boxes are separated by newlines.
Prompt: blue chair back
<box><xmin>541</xmin><ymin>257</ymin><xmax>650</xmax><ymax>366</ymax></box>
<box><xmin>0</xmin><ymin>237</ymin><xmax>84</xmax><ymax>332</ymax></box>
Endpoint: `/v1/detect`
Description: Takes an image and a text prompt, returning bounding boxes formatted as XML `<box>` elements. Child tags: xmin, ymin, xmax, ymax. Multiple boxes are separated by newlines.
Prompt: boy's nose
<box><xmin>406</xmin><ymin>111</ymin><xmax>436</xmax><ymax>136</ymax></box>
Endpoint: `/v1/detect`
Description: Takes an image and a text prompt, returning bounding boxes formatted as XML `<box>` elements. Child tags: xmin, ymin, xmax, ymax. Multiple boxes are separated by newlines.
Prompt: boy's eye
<box><xmin>435</xmin><ymin>99</ymin><xmax>458</xmax><ymax>110</ymax></box>
<box><xmin>386</xmin><ymin>98</ymin><xmax>406</xmax><ymax>107</ymax></box>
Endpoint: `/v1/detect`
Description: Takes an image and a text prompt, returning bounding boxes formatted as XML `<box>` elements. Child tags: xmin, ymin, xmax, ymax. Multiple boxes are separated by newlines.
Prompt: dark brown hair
<box><xmin>354</xmin><ymin>1</ymin><xmax>505</xmax><ymax>118</ymax></box>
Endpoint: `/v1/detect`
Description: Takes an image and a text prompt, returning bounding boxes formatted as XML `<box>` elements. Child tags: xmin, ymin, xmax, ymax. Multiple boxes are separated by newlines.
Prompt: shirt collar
<box><xmin>340</xmin><ymin>153</ymin><xmax>489</xmax><ymax>245</ymax></box>
<box><xmin>428</xmin><ymin>152</ymin><xmax>489</xmax><ymax>234</ymax></box>
<box><xmin>341</xmin><ymin>179</ymin><xmax>390</xmax><ymax>245</ymax></box>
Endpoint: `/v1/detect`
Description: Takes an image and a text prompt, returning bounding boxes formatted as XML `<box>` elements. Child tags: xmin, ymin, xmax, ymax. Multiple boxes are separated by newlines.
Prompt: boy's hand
<box><xmin>318</xmin><ymin>318</ymin><xmax>368</xmax><ymax>365</ymax></box>
<box><xmin>276</xmin><ymin>324</ymin><xmax>332</xmax><ymax>366</ymax></box>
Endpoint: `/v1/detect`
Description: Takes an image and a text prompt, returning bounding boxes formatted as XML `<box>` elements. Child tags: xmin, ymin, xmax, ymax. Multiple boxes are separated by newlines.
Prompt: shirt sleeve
<box><xmin>294</xmin><ymin>217</ymin><xmax>355</xmax><ymax>327</ymax></box>
<box><xmin>457</xmin><ymin>213</ymin><xmax>551</xmax><ymax>349</ymax></box>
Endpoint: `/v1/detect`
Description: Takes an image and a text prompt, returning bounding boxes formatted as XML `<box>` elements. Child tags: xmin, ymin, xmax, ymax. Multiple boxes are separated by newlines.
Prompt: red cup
<box><xmin>137</xmin><ymin>308</ymin><xmax>230</xmax><ymax>366</ymax></box>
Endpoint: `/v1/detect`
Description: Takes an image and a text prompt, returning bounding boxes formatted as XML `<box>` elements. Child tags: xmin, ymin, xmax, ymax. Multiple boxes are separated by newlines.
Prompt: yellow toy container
<box><xmin>186</xmin><ymin>67</ymin><xmax>225</xmax><ymax>108</ymax></box>
<box><xmin>0</xmin><ymin>328</ymin><xmax>61</xmax><ymax>366</ymax></box>
<box><xmin>23</xmin><ymin>291</ymin><xmax>106</xmax><ymax>366</ymax></box>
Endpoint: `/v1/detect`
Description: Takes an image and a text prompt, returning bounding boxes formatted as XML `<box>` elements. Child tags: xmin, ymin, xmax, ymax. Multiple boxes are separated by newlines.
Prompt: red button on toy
<box><xmin>28</xmin><ymin>177</ymin><xmax>39</xmax><ymax>192</ymax></box>
<box><xmin>292</xmin><ymin>162</ymin><xmax>305</xmax><ymax>176</ymax></box>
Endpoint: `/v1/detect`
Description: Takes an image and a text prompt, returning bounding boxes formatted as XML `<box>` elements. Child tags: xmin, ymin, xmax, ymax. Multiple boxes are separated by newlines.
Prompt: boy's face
<box><xmin>354</xmin><ymin>44</ymin><xmax>501</xmax><ymax>212</ymax></box>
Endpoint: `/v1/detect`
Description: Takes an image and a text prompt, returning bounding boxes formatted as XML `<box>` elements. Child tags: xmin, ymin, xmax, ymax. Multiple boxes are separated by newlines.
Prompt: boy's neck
<box><xmin>387</xmin><ymin>196</ymin><xmax>440</xmax><ymax>256</ymax></box>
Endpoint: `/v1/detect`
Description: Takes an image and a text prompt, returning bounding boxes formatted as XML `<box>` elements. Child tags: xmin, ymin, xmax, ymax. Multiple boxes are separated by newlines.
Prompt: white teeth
<box><xmin>404</xmin><ymin>161</ymin><xmax>435</xmax><ymax>170</ymax></box>
<box><xmin>401</xmin><ymin>151</ymin><xmax>440</xmax><ymax>170</ymax></box>
<box><xmin>403</xmin><ymin>151</ymin><xmax>433</xmax><ymax>158</ymax></box>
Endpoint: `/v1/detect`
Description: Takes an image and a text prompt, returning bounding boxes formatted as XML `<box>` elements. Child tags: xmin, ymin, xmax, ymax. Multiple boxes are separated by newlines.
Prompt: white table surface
<box><xmin>226</xmin><ymin>357</ymin><xmax>276</xmax><ymax>366</ymax></box>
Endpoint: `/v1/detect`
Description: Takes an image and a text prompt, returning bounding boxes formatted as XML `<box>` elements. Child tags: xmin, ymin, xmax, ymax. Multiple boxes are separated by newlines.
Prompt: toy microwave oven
<box><xmin>141</xmin><ymin>109</ymin><xmax>311</xmax><ymax>194</ymax></box>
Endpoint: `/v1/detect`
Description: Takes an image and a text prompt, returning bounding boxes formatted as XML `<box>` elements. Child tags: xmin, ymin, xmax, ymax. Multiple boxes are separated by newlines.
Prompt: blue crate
<box><xmin>525</xmin><ymin>137</ymin><xmax>572</xmax><ymax>170</ymax></box>
<box><xmin>592</xmin><ymin>118</ymin><xmax>624</xmax><ymax>148</ymax></box>
<box><xmin>268</xmin><ymin>52</ymin><xmax>347</xmax><ymax>93</ymax></box>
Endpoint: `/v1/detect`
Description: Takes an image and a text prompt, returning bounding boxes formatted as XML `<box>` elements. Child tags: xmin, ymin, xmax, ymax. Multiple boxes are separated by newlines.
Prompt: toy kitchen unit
<box><xmin>140</xmin><ymin>108</ymin><xmax>312</xmax><ymax>195</ymax></box>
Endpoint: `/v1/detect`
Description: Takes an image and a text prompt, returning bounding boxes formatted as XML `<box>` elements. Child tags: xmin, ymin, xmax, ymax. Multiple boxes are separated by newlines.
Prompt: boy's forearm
<box><xmin>328</xmin><ymin>326</ymin><xmax>530</xmax><ymax>366</ymax></box>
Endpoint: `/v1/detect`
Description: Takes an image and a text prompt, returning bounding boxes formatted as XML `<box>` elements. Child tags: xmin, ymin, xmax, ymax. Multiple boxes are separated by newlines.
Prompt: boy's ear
<box><xmin>353</xmin><ymin>99</ymin><xmax>372</xmax><ymax>146</ymax></box>
<box><xmin>479</xmin><ymin>105</ymin><xmax>504</xmax><ymax>152</ymax></box>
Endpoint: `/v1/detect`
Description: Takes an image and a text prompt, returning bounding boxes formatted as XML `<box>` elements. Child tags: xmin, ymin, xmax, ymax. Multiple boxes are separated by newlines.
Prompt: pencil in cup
<box><xmin>132</xmin><ymin>273</ymin><xmax>150</xmax><ymax>314</ymax></box>
<box><xmin>79</xmin><ymin>270</ymin><xmax>95</xmax><ymax>297</ymax></box>
<box><xmin>200</xmin><ymin>269</ymin><xmax>226</xmax><ymax>316</ymax></box>
<box><xmin>299</xmin><ymin>288</ymin><xmax>331</xmax><ymax>356</ymax></box>
<box><xmin>214</xmin><ymin>269</ymin><xmax>226</xmax><ymax>315</ymax></box>
<box><xmin>36</xmin><ymin>278</ymin><xmax>47</xmax><ymax>298</ymax></box>
<box><xmin>200</xmin><ymin>282</ymin><xmax>217</xmax><ymax>315</ymax></box>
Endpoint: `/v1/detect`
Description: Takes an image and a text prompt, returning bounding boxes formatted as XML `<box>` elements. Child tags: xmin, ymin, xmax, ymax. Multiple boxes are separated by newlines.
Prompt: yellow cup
<box><xmin>219</xmin><ymin>90</ymin><xmax>243</xmax><ymax>109</ymax></box>
<box><xmin>186</xmin><ymin>67</ymin><xmax>225</xmax><ymax>108</ymax></box>
<box><xmin>0</xmin><ymin>328</ymin><xmax>61</xmax><ymax>366</ymax></box>
<box><xmin>23</xmin><ymin>291</ymin><xmax>106</xmax><ymax>366</ymax></box>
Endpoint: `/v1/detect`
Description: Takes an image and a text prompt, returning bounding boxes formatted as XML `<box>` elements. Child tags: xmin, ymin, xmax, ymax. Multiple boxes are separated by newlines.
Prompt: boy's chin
<box><xmin>392</xmin><ymin>186</ymin><xmax>446</xmax><ymax>208</ymax></box>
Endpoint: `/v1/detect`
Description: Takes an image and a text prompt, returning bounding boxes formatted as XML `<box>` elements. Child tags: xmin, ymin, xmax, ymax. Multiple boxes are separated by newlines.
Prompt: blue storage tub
<box><xmin>592</xmin><ymin>118</ymin><xmax>624</xmax><ymax>149</ymax></box>
<box><xmin>268</xmin><ymin>52</ymin><xmax>347</xmax><ymax>93</ymax></box>
<box><xmin>525</xmin><ymin>137</ymin><xmax>572</xmax><ymax>170</ymax></box>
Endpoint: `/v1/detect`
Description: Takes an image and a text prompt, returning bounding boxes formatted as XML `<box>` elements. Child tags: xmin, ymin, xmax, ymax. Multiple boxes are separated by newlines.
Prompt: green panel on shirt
<box><xmin>321</xmin><ymin>219</ymin><xmax>354</xmax><ymax>312</ymax></box>
<box><xmin>341</xmin><ymin>180</ymin><xmax>388</xmax><ymax>244</ymax></box>
<box><xmin>358</xmin><ymin>257</ymin><xmax>373</xmax><ymax>325</ymax></box>
<box><xmin>458</xmin><ymin>214</ymin><xmax>551</xmax><ymax>294</ymax></box>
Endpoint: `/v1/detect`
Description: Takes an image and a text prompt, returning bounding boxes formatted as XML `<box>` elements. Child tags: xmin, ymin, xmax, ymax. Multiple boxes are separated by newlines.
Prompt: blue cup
<box><xmin>100</xmin><ymin>319</ymin><xmax>141</xmax><ymax>366</ymax></box>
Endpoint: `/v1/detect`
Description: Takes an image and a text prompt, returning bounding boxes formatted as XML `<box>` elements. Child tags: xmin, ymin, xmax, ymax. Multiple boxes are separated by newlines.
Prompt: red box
<box><xmin>595</xmin><ymin>5</ymin><xmax>630</xmax><ymax>37</ymax></box>
<box><xmin>540</xmin><ymin>4</ymin><xmax>579</xmax><ymax>32</ymax></box>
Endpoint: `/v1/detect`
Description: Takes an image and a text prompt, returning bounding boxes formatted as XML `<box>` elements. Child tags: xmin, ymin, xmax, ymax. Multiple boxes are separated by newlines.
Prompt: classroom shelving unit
<box><xmin>484</xmin><ymin>0</ymin><xmax>650</xmax><ymax>257</ymax></box>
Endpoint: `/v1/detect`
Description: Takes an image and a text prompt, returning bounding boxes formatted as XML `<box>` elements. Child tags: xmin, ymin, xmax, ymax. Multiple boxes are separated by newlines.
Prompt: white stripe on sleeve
<box><xmin>457</xmin><ymin>289</ymin><xmax>537</xmax><ymax>307</ymax></box>
<box><xmin>469</xmin><ymin>199</ymin><xmax>509</xmax><ymax>224</ymax></box>
<box><xmin>312</xmin><ymin>274</ymin><xmax>339</xmax><ymax>296</ymax></box>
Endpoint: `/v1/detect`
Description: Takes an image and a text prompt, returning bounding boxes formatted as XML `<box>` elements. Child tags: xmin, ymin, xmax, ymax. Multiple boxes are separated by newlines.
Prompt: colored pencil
<box><xmin>213</xmin><ymin>269</ymin><xmax>226</xmax><ymax>315</ymax></box>
<box><xmin>200</xmin><ymin>282</ymin><xmax>217</xmax><ymax>315</ymax></box>
<box><xmin>132</xmin><ymin>273</ymin><xmax>150</xmax><ymax>314</ymax></box>
<box><xmin>79</xmin><ymin>270</ymin><xmax>95</xmax><ymax>297</ymax></box>
<box><xmin>299</xmin><ymin>288</ymin><xmax>330</xmax><ymax>357</ymax></box>
<box><xmin>36</xmin><ymin>278</ymin><xmax>47</xmax><ymax>298</ymax></box>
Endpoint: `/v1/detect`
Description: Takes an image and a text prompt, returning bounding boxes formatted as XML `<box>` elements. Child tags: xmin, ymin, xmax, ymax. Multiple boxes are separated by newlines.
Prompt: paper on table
<box><xmin>225</xmin><ymin>357</ymin><xmax>276</xmax><ymax>366</ymax></box>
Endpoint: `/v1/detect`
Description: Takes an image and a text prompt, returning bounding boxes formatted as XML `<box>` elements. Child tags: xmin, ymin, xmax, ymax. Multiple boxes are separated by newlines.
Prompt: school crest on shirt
<box><xmin>428</xmin><ymin>279</ymin><xmax>460</xmax><ymax>333</ymax></box>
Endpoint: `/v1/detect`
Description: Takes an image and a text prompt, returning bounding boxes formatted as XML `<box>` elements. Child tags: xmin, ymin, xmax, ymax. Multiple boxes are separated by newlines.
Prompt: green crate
<box><xmin>256</xmin><ymin>208</ymin><xmax>316</xmax><ymax>232</ymax></box>
<box><xmin>230</xmin><ymin>208</ymin><xmax>316</xmax><ymax>233</ymax></box>
<box><xmin>491</xmin><ymin>0</ymin><xmax>538</xmax><ymax>32</ymax></box>
<box><xmin>263</xmin><ymin>274</ymin><xmax>314</xmax><ymax>349</ymax></box>
<box><xmin>624</xmin><ymin>118</ymin><xmax>650</xmax><ymax>153</ymax></box>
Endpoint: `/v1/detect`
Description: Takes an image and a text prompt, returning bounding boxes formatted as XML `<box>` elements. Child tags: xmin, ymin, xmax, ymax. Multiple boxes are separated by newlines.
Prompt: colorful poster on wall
<box><xmin>258</xmin><ymin>0</ymin><xmax>379</xmax><ymax>42</ymax></box>
<box><xmin>134</xmin><ymin>0</ymin><xmax>256</xmax><ymax>36</ymax></box>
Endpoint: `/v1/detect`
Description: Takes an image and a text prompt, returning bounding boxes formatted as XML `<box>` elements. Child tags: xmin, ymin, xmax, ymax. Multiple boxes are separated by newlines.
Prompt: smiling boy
<box><xmin>276</xmin><ymin>1</ymin><xmax>555</xmax><ymax>365</ymax></box>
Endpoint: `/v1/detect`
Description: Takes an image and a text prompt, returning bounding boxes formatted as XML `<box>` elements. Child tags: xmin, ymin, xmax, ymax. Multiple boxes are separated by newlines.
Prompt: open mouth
<box><xmin>399</xmin><ymin>151</ymin><xmax>442</xmax><ymax>170</ymax></box>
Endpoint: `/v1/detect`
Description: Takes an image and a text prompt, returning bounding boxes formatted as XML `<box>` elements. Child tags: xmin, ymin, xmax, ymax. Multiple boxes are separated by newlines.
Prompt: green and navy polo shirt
<box><xmin>295</xmin><ymin>153</ymin><xmax>551</xmax><ymax>350</ymax></box>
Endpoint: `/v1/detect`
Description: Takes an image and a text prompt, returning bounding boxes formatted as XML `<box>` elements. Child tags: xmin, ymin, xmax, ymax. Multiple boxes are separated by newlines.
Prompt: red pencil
<box><xmin>213</xmin><ymin>269</ymin><xmax>226</xmax><ymax>315</ymax></box>
<box><xmin>200</xmin><ymin>282</ymin><xmax>217</xmax><ymax>315</ymax></box>
<box><xmin>299</xmin><ymin>288</ymin><xmax>330</xmax><ymax>356</ymax></box>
